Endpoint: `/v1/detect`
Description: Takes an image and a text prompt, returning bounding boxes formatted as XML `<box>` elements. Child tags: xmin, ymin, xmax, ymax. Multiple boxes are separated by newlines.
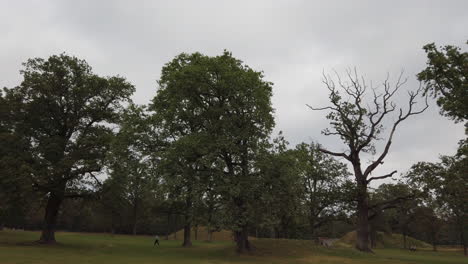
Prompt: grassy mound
<box><xmin>338</xmin><ymin>231</ymin><xmax>431</xmax><ymax>249</ymax></box>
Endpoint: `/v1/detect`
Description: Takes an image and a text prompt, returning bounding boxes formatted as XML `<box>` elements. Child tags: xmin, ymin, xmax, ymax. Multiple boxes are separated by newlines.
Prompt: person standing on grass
<box><xmin>154</xmin><ymin>235</ymin><xmax>160</xmax><ymax>246</ymax></box>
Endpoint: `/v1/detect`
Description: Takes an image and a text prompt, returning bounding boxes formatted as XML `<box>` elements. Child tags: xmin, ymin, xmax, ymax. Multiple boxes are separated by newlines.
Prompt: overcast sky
<box><xmin>1</xmin><ymin>0</ymin><xmax>466</xmax><ymax>185</ymax></box>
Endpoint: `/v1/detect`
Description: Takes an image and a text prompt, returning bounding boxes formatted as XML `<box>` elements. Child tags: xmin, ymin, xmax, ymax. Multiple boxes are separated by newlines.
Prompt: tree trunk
<box><xmin>182</xmin><ymin>223</ymin><xmax>192</xmax><ymax>247</ymax></box>
<box><xmin>356</xmin><ymin>181</ymin><xmax>372</xmax><ymax>252</ymax></box>
<box><xmin>209</xmin><ymin>230</ymin><xmax>213</xmax><ymax>242</ymax></box>
<box><xmin>131</xmin><ymin>202</ymin><xmax>138</xmax><ymax>235</ymax></box>
<box><xmin>309</xmin><ymin>215</ymin><xmax>316</xmax><ymax>240</ymax></box>
<box><xmin>459</xmin><ymin>218</ymin><xmax>467</xmax><ymax>256</ymax></box>
<box><xmin>173</xmin><ymin>215</ymin><xmax>177</xmax><ymax>240</ymax></box>
<box><xmin>165</xmin><ymin>213</ymin><xmax>170</xmax><ymax>240</ymax></box>
<box><xmin>403</xmin><ymin>232</ymin><xmax>407</xmax><ymax>249</ymax></box>
<box><xmin>182</xmin><ymin>194</ymin><xmax>192</xmax><ymax>247</ymax></box>
<box><xmin>235</xmin><ymin>226</ymin><xmax>250</xmax><ymax>254</ymax></box>
<box><xmin>369</xmin><ymin>225</ymin><xmax>376</xmax><ymax>249</ymax></box>
<box><xmin>431</xmin><ymin>230</ymin><xmax>437</xmax><ymax>251</ymax></box>
<box><xmin>194</xmin><ymin>225</ymin><xmax>198</xmax><ymax>241</ymax></box>
<box><xmin>461</xmin><ymin>231</ymin><xmax>467</xmax><ymax>256</ymax></box>
<box><xmin>39</xmin><ymin>193</ymin><xmax>63</xmax><ymax>243</ymax></box>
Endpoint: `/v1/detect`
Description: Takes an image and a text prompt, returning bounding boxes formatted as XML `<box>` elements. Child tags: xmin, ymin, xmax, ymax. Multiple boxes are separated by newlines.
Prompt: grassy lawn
<box><xmin>0</xmin><ymin>230</ymin><xmax>465</xmax><ymax>264</ymax></box>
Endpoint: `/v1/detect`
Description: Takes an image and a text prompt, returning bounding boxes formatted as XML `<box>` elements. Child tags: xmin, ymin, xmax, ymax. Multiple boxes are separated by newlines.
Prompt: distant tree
<box><xmin>408</xmin><ymin>155</ymin><xmax>467</xmax><ymax>255</ymax></box>
<box><xmin>256</xmin><ymin>133</ymin><xmax>302</xmax><ymax>239</ymax></box>
<box><xmin>417</xmin><ymin>41</ymin><xmax>467</xmax><ymax>124</ymax></box>
<box><xmin>4</xmin><ymin>54</ymin><xmax>134</xmax><ymax>243</ymax></box>
<box><xmin>294</xmin><ymin>141</ymin><xmax>352</xmax><ymax>238</ymax></box>
<box><xmin>100</xmin><ymin>170</ymin><xmax>127</xmax><ymax>234</ymax></box>
<box><xmin>368</xmin><ymin>183</ymin><xmax>417</xmax><ymax>249</ymax></box>
<box><xmin>309</xmin><ymin>69</ymin><xmax>428</xmax><ymax>251</ymax></box>
<box><xmin>107</xmin><ymin>104</ymin><xmax>156</xmax><ymax>235</ymax></box>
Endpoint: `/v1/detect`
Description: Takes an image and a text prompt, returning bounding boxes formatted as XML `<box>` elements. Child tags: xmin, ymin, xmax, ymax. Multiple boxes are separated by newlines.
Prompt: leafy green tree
<box><xmin>4</xmin><ymin>54</ymin><xmax>134</xmax><ymax>243</ymax></box>
<box><xmin>256</xmin><ymin>133</ymin><xmax>302</xmax><ymax>239</ymax></box>
<box><xmin>417</xmin><ymin>41</ymin><xmax>467</xmax><ymax>124</ymax></box>
<box><xmin>107</xmin><ymin>104</ymin><xmax>156</xmax><ymax>235</ymax></box>
<box><xmin>203</xmin><ymin>52</ymin><xmax>274</xmax><ymax>253</ymax></box>
<box><xmin>309</xmin><ymin>69</ymin><xmax>428</xmax><ymax>251</ymax></box>
<box><xmin>0</xmin><ymin>89</ymin><xmax>36</xmax><ymax>229</ymax></box>
<box><xmin>408</xmin><ymin>155</ymin><xmax>467</xmax><ymax>255</ymax></box>
<box><xmin>150</xmin><ymin>52</ymin><xmax>220</xmax><ymax>247</ymax></box>
<box><xmin>151</xmin><ymin>51</ymin><xmax>274</xmax><ymax>252</ymax></box>
<box><xmin>368</xmin><ymin>183</ymin><xmax>417</xmax><ymax>249</ymax></box>
<box><xmin>294</xmin><ymin>141</ymin><xmax>352</xmax><ymax>238</ymax></box>
<box><xmin>100</xmin><ymin>170</ymin><xmax>127</xmax><ymax>234</ymax></box>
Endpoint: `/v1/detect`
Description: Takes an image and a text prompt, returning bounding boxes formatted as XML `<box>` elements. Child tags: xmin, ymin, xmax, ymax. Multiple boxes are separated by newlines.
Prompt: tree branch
<box><xmin>367</xmin><ymin>170</ymin><xmax>397</xmax><ymax>184</ymax></box>
<box><xmin>318</xmin><ymin>147</ymin><xmax>351</xmax><ymax>161</ymax></box>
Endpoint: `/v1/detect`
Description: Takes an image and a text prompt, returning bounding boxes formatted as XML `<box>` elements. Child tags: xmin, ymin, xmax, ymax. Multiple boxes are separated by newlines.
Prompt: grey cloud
<box><xmin>1</xmin><ymin>0</ymin><xmax>466</xmax><ymax>183</ymax></box>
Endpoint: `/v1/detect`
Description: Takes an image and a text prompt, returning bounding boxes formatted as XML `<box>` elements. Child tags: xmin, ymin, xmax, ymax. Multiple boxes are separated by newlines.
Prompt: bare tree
<box><xmin>308</xmin><ymin>69</ymin><xmax>428</xmax><ymax>252</ymax></box>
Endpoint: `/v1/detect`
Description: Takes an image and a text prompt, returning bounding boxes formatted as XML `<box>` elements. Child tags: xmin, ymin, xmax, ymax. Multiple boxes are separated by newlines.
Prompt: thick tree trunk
<box><xmin>235</xmin><ymin>226</ymin><xmax>250</xmax><ymax>254</ymax></box>
<box><xmin>194</xmin><ymin>225</ymin><xmax>198</xmax><ymax>241</ymax></box>
<box><xmin>356</xmin><ymin>181</ymin><xmax>372</xmax><ymax>252</ymax></box>
<box><xmin>182</xmin><ymin>223</ymin><xmax>192</xmax><ymax>247</ymax></box>
<box><xmin>39</xmin><ymin>193</ymin><xmax>63</xmax><ymax>243</ymax></box>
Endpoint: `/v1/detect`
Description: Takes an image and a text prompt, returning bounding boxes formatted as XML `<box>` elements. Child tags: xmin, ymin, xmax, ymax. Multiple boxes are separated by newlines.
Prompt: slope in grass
<box><xmin>338</xmin><ymin>231</ymin><xmax>431</xmax><ymax>249</ymax></box>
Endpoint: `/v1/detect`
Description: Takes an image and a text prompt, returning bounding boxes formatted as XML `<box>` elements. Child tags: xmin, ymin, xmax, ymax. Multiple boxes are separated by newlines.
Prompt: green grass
<box><xmin>0</xmin><ymin>230</ymin><xmax>465</xmax><ymax>264</ymax></box>
<box><xmin>338</xmin><ymin>231</ymin><xmax>431</xmax><ymax>249</ymax></box>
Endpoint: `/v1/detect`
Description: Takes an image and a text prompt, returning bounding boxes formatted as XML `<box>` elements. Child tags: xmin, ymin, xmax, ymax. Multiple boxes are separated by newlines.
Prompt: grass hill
<box><xmin>337</xmin><ymin>231</ymin><xmax>431</xmax><ymax>249</ymax></box>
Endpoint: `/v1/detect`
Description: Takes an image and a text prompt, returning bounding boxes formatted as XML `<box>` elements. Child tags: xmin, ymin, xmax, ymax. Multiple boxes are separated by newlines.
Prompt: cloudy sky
<box><xmin>1</xmin><ymin>0</ymin><xmax>466</xmax><ymax>185</ymax></box>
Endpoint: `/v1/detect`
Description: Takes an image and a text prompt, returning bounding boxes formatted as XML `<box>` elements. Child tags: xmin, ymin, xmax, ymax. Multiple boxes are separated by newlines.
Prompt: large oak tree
<box><xmin>4</xmin><ymin>54</ymin><xmax>134</xmax><ymax>243</ymax></box>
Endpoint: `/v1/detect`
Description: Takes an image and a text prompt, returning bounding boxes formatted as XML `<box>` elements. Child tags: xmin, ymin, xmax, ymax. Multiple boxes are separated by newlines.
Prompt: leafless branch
<box><xmin>367</xmin><ymin>170</ymin><xmax>397</xmax><ymax>184</ymax></box>
<box><xmin>318</xmin><ymin>147</ymin><xmax>351</xmax><ymax>161</ymax></box>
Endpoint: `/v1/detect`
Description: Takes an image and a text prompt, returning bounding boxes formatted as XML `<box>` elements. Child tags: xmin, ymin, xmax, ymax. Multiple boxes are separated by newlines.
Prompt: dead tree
<box><xmin>308</xmin><ymin>69</ymin><xmax>428</xmax><ymax>252</ymax></box>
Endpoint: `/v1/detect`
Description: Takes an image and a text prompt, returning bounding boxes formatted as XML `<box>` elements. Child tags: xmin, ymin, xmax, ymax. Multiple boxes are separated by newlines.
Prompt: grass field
<box><xmin>0</xmin><ymin>230</ymin><xmax>465</xmax><ymax>264</ymax></box>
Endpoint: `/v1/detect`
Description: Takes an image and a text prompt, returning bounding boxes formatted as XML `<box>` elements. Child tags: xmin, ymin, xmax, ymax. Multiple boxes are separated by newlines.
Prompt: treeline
<box><xmin>0</xmin><ymin>42</ymin><xmax>466</xmax><ymax>254</ymax></box>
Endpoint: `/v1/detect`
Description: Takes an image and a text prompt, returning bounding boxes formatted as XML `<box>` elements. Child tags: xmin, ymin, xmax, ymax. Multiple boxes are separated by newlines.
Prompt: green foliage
<box><xmin>150</xmin><ymin>51</ymin><xmax>274</xmax><ymax>250</ymax></box>
<box><xmin>105</xmin><ymin>104</ymin><xmax>157</xmax><ymax>234</ymax></box>
<box><xmin>294</xmin><ymin>141</ymin><xmax>353</xmax><ymax>233</ymax></box>
<box><xmin>1</xmin><ymin>54</ymin><xmax>134</xmax><ymax>241</ymax></box>
<box><xmin>417</xmin><ymin>42</ymin><xmax>468</xmax><ymax>123</ymax></box>
<box><xmin>6</xmin><ymin>53</ymin><xmax>135</xmax><ymax>197</ymax></box>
